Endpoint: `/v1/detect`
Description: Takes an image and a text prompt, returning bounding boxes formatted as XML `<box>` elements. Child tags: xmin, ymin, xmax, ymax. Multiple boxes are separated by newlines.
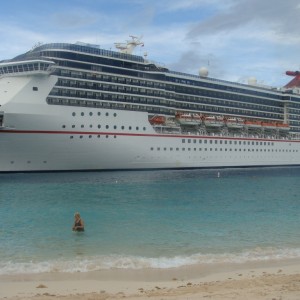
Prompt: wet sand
<box><xmin>1</xmin><ymin>260</ymin><xmax>300</xmax><ymax>299</ymax></box>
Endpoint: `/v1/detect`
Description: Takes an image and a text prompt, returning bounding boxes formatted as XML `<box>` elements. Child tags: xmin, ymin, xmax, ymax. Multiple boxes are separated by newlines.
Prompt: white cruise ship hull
<box><xmin>0</xmin><ymin>74</ymin><xmax>299</xmax><ymax>172</ymax></box>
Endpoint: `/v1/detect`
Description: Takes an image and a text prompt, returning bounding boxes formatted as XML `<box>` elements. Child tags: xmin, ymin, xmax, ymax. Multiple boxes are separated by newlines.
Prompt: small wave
<box><xmin>1</xmin><ymin>247</ymin><xmax>300</xmax><ymax>275</ymax></box>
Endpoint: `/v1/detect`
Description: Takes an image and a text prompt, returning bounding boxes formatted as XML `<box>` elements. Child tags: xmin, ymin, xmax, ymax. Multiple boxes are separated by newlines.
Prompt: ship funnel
<box><xmin>284</xmin><ymin>70</ymin><xmax>300</xmax><ymax>88</ymax></box>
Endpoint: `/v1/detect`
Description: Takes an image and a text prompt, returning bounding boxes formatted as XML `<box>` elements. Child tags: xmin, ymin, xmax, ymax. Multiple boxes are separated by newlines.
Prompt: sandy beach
<box><xmin>1</xmin><ymin>260</ymin><xmax>300</xmax><ymax>300</ymax></box>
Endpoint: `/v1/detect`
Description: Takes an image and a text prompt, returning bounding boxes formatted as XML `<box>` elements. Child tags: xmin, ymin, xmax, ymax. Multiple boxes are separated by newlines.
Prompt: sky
<box><xmin>0</xmin><ymin>0</ymin><xmax>299</xmax><ymax>87</ymax></box>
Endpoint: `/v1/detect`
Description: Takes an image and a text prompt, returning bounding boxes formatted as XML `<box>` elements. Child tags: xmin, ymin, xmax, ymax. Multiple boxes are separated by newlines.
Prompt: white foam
<box><xmin>1</xmin><ymin>247</ymin><xmax>300</xmax><ymax>275</ymax></box>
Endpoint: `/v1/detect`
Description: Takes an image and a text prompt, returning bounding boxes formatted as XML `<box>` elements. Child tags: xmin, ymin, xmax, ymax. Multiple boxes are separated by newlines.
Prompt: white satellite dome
<box><xmin>199</xmin><ymin>67</ymin><xmax>209</xmax><ymax>77</ymax></box>
<box><xmin>248</xmin><ymin>77</ymin><xmax>257</xmax><ymax>85</ymax></box>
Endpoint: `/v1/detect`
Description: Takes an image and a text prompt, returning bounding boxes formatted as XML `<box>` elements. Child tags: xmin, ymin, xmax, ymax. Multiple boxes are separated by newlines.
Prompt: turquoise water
<box><xmin>1</xmin><ymin>167</ymin><xmax>300</xmax><ymax>274</ymax></box>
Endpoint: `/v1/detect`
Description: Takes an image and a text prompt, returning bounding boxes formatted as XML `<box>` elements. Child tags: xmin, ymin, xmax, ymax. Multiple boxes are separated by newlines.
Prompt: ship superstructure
<box><xmin>0</xmin><ymin>36</ymin><xmax>300</xmax><ymax>172</ymax></box>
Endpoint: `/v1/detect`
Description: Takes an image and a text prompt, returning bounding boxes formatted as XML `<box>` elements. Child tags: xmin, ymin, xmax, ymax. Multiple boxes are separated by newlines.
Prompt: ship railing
<box><xmin>0</xmin><ymin>60</ymin><xmax>56</xmax><ymax>77</ymax></box>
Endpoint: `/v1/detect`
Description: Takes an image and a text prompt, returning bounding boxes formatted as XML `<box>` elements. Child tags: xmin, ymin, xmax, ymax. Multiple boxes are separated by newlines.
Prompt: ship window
<box><xmin>97</xmin><ymin>135</ymin><xmax>100</xmax><ymax>138</ymax></box>
<box><xmin>210</xmin><ymin>140</ymin><xmax>213</xmax><ymax>144</ymax></box>
<box><xmin>157</xmin><ymin>147</ymin><xmax>160</xmax><ymax>151</ymax></box>
<box><xmin>176</xmin><ymin>148</ymin><xmax>179</xmax><ymax>151</ymax></box>
<box><xmin>81</xmin><ymin>125</ymin><xmax>84</xmax><ymax>128</ymax></box>
<box><xmin>193</xmin><ymin>140</ymin><xmax>196</xmax><ymax>143</ymax></box>
<box><xmin>182</xmin><ymin>139</ymin><xmax>185</xmax><ymax>143</ymax></box>
<box><xmin>89</xmin><ymin>112</ymin><xmax>93</xmax><ymax>116</ymax></box>
<box><xmin>114</xmin><ymin>125</ymin><xmax>117</xmax><ymax>129</ymax></box>
<box><xmin>170</xmin><ymin>148</ymin><xmax>173</xmax><ymax>151</ymax></box>
<box><xmin>72</xmin><ymin>112</ymin><xmax>76</xmax><ymax>116</ymax></box>
<box><xmin>188</xmin><ymin>139</ymin><xmax>191</xmax><ymax>143</ymax></box>
<box><xmin>33</xmin><ymin>87</ymin><xmax>38</xmax><ymax>91</ymax></box>
<box><xmin>129</xmin><ymin>126</ymin><xmax>132</xmax><ymax>130</ymax></box>
<box><xmin>98</xmin><ymin>125</ymin><xmax>101</xmax><ymax>128</ymax></box>
<box><xmin>151</xmin><ymin>147</ymin><xmax>154</xmax><ymax>151</ymax></box>
<box><xmin>72</xmin><ymin>125</ymin><xmax>75</xmax><ymax>128</ymax></box>
<box><xmin>215</xmin><ymin>140</ymin><xmax>218</xmax><ymax>144</ymax></box>
<box><xmin>143</xmin><ymin>127</ymin><xmax>146</xmax><ymax>131</ymax></box>
<box><xmin>62</xmin><ymin>125</ymin><xmax>66</xmax><ymax>128</ymax></box>
<box><xmin>182</xmin><ymin>148</ymin><xmax>185</xmax><ymax>151</ymax></box>
<box><xmin>70</xmin><ymin>136</ymin><xmax>73</xmax><ymax>139</ymax></box>
<box><xmin>220</xmin><ymin>141</ymin><xmax>223</xmax><ymax>144</ymax></box>
<box><xmin>89</xmin><ymin>135</ymin><xmax>92</xmax><ymax>138</ymax></box>
<box><xmin>164</xmin><ymin>147</ymin><xmax>167</xmax><ymax>151</ymax></box>
<box><xmin>114</xmin><ymin>113</ymin><xmax>117</xmax><ymax>117</ymax></box>
<box><xmin>199</xmin><ymin>140</ymin><xmax>202</xmax><ymax>144</ymax></box>
<box><xmin>136</xmin><ymin>127</ymin><xmax>139</xmax><ymax>130</ymax></box>
<box><xmin>106</xmin><ymin>125</ymin><xmax>109</xmax><ymax>129</ymax></box>
<box><xmin>106</xmin><ymin>112</ymin><xmax>109</xmax><ymax>116</ymax></box>
<box><xmin>98</xmin><ymin>112</ymin><xmax>101</xmax><ymax>116</ymax></box>
<box><xmin>81</xmin><ymin>112</ymin><xmax>84</xmax><ymax>116</ymax></box>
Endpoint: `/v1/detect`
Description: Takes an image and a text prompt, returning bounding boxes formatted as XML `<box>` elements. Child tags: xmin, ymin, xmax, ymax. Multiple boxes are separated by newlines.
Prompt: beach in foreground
<box><xmin>1</xmin><ymin>261</ymin><xmax>300</xmax><ymax>300</ymax></box>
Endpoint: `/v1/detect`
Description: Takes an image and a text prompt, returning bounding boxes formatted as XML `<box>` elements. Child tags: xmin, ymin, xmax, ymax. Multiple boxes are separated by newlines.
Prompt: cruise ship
<box><xmin>1</xmin><ymin>36</ymin><xmax>300</xmax><ymax>172</ymax></box>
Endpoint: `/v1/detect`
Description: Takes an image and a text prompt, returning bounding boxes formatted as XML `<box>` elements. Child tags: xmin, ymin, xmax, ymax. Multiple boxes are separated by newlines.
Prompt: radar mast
<box><xmin>115</xmin><ymin>35</ymin><xmax>144</xmax><ymax>54</ymax></box>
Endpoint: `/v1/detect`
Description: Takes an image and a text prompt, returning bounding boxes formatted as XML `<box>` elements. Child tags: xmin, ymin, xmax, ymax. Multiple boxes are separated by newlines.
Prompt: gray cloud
<box><xmin>187</xmin><ymin>0</ymin><xmax>300</xmax><ymax>39</ymax></box>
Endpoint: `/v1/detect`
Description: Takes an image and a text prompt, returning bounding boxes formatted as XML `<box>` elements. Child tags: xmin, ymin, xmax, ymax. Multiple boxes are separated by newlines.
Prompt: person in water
<box><xmin>72</xmin><ymin>212</ymin><xmax>85</xmax><ymax>231</ymax></box>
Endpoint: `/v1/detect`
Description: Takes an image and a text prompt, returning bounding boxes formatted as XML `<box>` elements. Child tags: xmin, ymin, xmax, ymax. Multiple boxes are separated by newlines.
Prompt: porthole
<box><xmin>106</xmin><ymin>125</ymin><xmax>109</xmax><ymax>129</ymax></box>
<box><xmin>129</xmin><ymin>126</ymin><xmax>132</xmax><ymax>130</ymax></box>
<box><xmin>81</xmin><ymin>125</ymin><xmax>84</xmax><ymax>128</ymax></box>
<box><xmin>89</xmin><ymin>135</ymin><xmax>92</xmax><ymax>138</ymax></box>
<box><xmin>121</xmin><ymin>126</ymin><xmax>125</xmax><ymax>130</ymax></box>
<box><xmin>98</xmin><ymin>112</ymin><xmax>101</xmax><ymax>116</ymax></box>
<box><xmin>72</xmin><ymin>112</ymin><xmax>76</xmax><ymax>116</ymax></box>
<box><xmin>80</xmin><ymin>136</ymin><xmax>83</xmax><ymax>138</ymax></box>
<box><xmin>62</xmin><ymin>125</ymin><xmax>66</xmax><ymax>128</ymax></box>
<box><xmin>136</xmin><ymin>127</ymin><xmax>139</xmax><ymax>130</ymax></box>
<box><xmin>114</xmin><ymin>125</ymin><xmax>117</xmax><ymax>129</ymax></box>
<box><xmin>106</xmin><ymin>135</ymin><xmax>109</xmax><ymax>138</ymax></box>
<box><xmin>70</xmin><ymin>136</ymin><xmax>74</xmax><ymax>139</ymax></box>
<box><xmin>113</xmin><ymin>113</ymin><xmax>117</xmax><ymax>117</ymax></box>
<box><xmin>81</xmin><ymin>112</ymin><xmax>84</xmax><ymax>116</ymax></box>
<box><xmin>98</xmin><ymin>125</ymin><xmax>101</xmax><ymax>128</ymax></box>
<box><xmin>90</xmin><ymin>125</ymin><xmax>93</xmax><ymax>128</ymax></box>
<box><xmin>89</xmin><ymin>112</ymin><xmax>93</xmax><ymax>116</ymax></box>
<box><xmin>143</xmin><ymin>127</ymin><xmax>146</xmax><ymax>131</ymax></box>
<box><xmin>72</xmin><ymin>125</ymin><xmax>75</xmax><ymax>128</ymax></box>
<box><xmin>106</xmin><ymin>112</ymin><xmax>109</xmax><ymax>116</ymax></box>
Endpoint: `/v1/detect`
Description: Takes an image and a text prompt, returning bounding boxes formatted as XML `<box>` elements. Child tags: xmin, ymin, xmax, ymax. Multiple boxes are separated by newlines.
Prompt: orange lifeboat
<box><xmin>226</xmin><ymin>117</ymin><xmax>244</xmax><ymax>129</ymax></box>
<box><xmin>261</xmin><ymin>122</ymin><xmax>277</xmax><ymax>130</ymax></box>
<box><xmin>175</xmin><ymin>112</ymin><xmax>202</xmax><ymax>125</ymax></box>
<box><xmin>244</xmin><ymin>120</ymin><xmax>262</xmax><ymax>128</ymax></box>
<box><xmin>203</xmin><ymin>115</ymin><xmax>224</xmax><ymax>127</ymax></box>
<box><xmin>149</xmin><ymin>115</ymin><xmax>166</xmax><ymax>125</ymax></box>
<box><xmin>276</xmin><ymin>123</ymin><xmax>290</xmax><ymax>131</ymax></box>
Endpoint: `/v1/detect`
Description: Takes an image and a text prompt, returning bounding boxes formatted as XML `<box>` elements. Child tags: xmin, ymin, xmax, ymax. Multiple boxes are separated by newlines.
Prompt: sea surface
<box><xmin>1</xmin><ymin>167</ymin><xmax>300</xmax><ymax>275</ymax></box>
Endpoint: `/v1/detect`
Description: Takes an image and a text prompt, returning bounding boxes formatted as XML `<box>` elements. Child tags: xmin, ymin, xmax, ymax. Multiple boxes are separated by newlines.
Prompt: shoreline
<box><xmin>1</xmin><ymin>260</ymin><xmax>300</xmax><ymax>299</ymax></box>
